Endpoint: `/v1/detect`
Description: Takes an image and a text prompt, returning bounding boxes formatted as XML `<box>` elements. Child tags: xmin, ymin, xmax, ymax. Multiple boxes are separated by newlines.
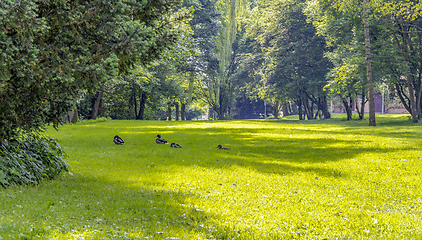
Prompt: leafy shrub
<box><xmin>68</xmin><ymin>116</ymin><xmax>112</xmax><ymax>125</ymax></box>
<box><xmin>0</xmin><ymin>133</ymin><xmax>68</xmax><ymax>187</ymax></box>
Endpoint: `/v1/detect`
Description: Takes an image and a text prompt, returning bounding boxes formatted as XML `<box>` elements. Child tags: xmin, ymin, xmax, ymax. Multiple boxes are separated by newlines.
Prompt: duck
<box><xmin>217</xmin><ymin>144</ymin><xmax>231</xmax><ymax>150</ymax></box>
<box><xmin>156</xmin><ymin>134</ymin><xmax>168</xmax><ymax>144</ymax></box>
<box><xmin>170</xmin><ymin>143</ymin><xmax>182</xmax><ymax>148</ymax></box>
<box><xmin>113</xmin><ymin>135</ymin><xmax>125</xmax><ymax>145</ymax></box>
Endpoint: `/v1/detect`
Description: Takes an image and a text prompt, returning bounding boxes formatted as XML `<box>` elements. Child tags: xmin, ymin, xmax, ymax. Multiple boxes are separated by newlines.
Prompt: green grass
<box><xmin>1</xmin><ymin>114</ymin><xmax>422</xmax><ymax>239</ymax></box>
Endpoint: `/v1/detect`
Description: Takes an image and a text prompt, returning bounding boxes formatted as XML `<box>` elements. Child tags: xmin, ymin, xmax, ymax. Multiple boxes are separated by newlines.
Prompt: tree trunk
<box><xmin>321</xmin><ymin>96</ymin><xmax>331</xmax><ymax>119</ymax></box>
<box><xmin>417</xmin><ymin>82</ymin><xmax>422</xmax><ymax>119</ymax></box>
<box><xmin>360</xmin><ymin>91</ymin><xmax>366</xmax><ymax>120</ymax></box>
<box><xmin>363</xmin><ymin>9</ymin><xmax>376</xmax><ymax>126</ymax></box>
<box><xmin>175</xmin><ymin>102</ymin><xmax>180</xmax><ymax>121</ymax></box>
<box><xmin>303</xmin><ymin>98</ymin><xmax>313</xmax><ymax>120</ymax></box>
<box><xmin>181</xmin><ymin>103</ymin><xmax>186</xmax><ymax>120</ymax></box>
<box><xmin>215</xmin><ymin>105</ymin><xmax>224</xmax><ymax>120</ymax></box>
<box><xmin>133</xmin><ymin>91</ymin><xmax>138</xmax><ymax>119</ymax></box>
<box><xmin>355</xmin><ymin>99</ymin><xmax>362</xmax><ymax>120</ymax></box>
<box><xmin>281</xmin><ymin>102</ymin><xmax>288</xmax><ymax>117</ymax></box>
<box><xmin>91</xmin><ymin>90</ymin><xmax>103</xmax><ymax>120</ymax></box>
<box><xmin>167</xmin><ymin>105</ymin><xmax>172</xmax><ymax>121</ymax></box>
<box><xmin>137</xmin><ymin>92</ymin><xmax>147</xmax><ymax>120</ymax></box>
<box><xmin>72</xmin><ymin>107</ymin><xmax>79</xmax><ymax>123</ymax></box>
<box><xmin>395</xmin><ymin>83</ymin><xmax>412</xmax><ymax>113</ymax></box>
<box><xmin>400</xmin><ymin>26</ymin><xmax>418</xmax><ymax>122</ymax></box>
<box><xmin>310</xmin><ymin>101</ymin><xmax>314</xmax><ymax>119</ymax></box>
<box><xmin>288</xmin><ymin>102</ymin><xmax>293</xmax><ymax>115</ymax></box>
<box><xmin>417</xmin><ymin>56</ymin><xmax>422</xmax><ymax>119</ymax></box>
<box><xmin>342</xmin><ymin>98</ymin><xmax>353</xmax><ymax>120</ymax></box>
<box><xmin>296</xmin><ymin>100</ymin><xmax>304</xmax><ymax>120</ymax></box>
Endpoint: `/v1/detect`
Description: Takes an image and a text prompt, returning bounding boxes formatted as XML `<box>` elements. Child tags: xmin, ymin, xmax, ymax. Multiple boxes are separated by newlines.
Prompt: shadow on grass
<box><xmin>2</xmin><ymin>173</ymin><xmax>220</xmax><ymax>239</ymax></box>
<box><xmin>7</xmin><ymin>117</ymin><xmax>420</xmax><ymax>238</ymax></box>
<box><xmin>132</xmin><ymin>127</ymin><xmax>413</xmax><ymax>180</ymax></box>
<box><xmin>55</xmin><ymin>119</ymin><xmax>420</xmax><ymax>182</ymax></box>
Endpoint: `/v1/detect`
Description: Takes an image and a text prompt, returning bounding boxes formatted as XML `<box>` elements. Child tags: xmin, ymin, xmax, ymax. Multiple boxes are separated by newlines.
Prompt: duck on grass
<box><xmin>156</xmin><ymin>134</ymin><xmax>168</xmax><ymax>144</ymax></box>
<box><xmin>113</xmin><ymin>135</ymin><xmax>124</xmax><ymax>145</ymax></box>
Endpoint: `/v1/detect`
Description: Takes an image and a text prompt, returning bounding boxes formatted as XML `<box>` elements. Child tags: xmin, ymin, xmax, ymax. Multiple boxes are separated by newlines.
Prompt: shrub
<box><xmin>0</xmin><ymin>133</ymin><xmax>68</xmax><ymax>187</ymax></box>
<box><xmin>68</xmin><ymin>116</ymin><xmax>112</xmax><ymax>125</ymax></box>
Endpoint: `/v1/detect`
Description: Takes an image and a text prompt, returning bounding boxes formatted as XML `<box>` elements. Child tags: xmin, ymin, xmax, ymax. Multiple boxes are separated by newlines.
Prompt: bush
<box><xmin>0</xmin><ymin>133</ymin><xmax>68</xmax><ymax>187</ymax></box>
<box><xmin>68</xmin><ymin>116</ymin><xmax>112</xmax><ymax>125</ymax></box>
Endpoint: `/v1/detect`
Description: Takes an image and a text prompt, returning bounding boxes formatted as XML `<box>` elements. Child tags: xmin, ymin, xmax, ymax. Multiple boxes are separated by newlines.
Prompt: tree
<box><xmin>305</xmin><ymin>0</ymin><xmax>378</xmax><ymax>124</ymax></box>
<box><xmin>198</xmin><ymin>0</ymin><xmax>247</xmax><ymax>119</ymax></box>
<box><xmin>236</xmin><ymin>0</ymin><xmax>331</xmax><ymax>120</ymax></box>
<box><xmin>305</xmin><ymin>0</ymin><xmax>422</xmax><ymax>124</ymax></box>
<box><xmin>377</xmin><ymin>0</ymin><xmax>422</xmax><ymax>122</ymax></box>
<box><xmin>0</xmin><ymin>0</ymin><xmax>188</xmax><ymax>141</ymax></box>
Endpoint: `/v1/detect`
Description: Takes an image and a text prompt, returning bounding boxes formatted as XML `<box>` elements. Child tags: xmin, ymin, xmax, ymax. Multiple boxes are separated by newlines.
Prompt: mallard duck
<box><xmin>170</xmin><ymin>143</ymin><xmax>182</xmax><ymax>148</ymax></box>
<box><xmin>114</xmin><ymin>135</ymin><xmax>125</xmax><ymax>145</ymax></box>
<box><xmin>217</xmin><ymin>144</ymin><xmax>231</xmax><ymax>150</ymax></box>
<box><xmin>156</xmin><ymin>134</ymin><xmax>168</xmax><ymax>144</ymax></box>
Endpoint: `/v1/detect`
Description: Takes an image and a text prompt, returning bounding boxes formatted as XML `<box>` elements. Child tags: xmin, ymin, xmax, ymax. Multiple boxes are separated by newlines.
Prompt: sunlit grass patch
<box><xmin>1</xmin><ymin>115</ymin><xmax>422</xmax><ymax>239</ymax></box>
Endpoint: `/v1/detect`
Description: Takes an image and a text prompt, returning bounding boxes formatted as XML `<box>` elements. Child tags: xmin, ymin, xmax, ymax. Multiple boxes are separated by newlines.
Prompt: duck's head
<box><xmin>217</xmin><ymin>144</ymin><xmax>222</xmax><ymax>149</ymax></box>
<box><xmin>157</xmin><ymin>134</ymin><xmax>161</xmax><ymax>138</ymax></box>
<box><xmin>114</xmin><ymin>135</ymin><xmax>119</xmax><ymax>139</ymax></box>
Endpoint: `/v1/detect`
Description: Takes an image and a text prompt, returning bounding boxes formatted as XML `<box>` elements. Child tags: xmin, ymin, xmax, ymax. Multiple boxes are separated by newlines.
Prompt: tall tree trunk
<box><xmin>400</xmin><ymin>24</ymin><xmax>418</xmax><ymax>122</ymax></box>
<box><xmin>181</xmin><ymin>103</ymin><xmax>186</xmax><ymax>120</ymax></box>
<box><xmin>281</xmin><ymin>102</ymin><xmax>288</xmax><ymax>117</ymax></box>
<box><xmin>355</xmin><ymin>93</ymin><xmax>362</xmax><ymax>120</ymax></box>
<box><xmin>394</xmin><ymin>83</ymin><xmax>412</xmax><ymax>113</ymax></box>
<box><xmin>342</xmin><ymin>98</ymin><xmax>353</xmax><ymax>120</ymax></box>
<box><xmin>296</xmin><ymin>100</ymin><xmax>304</xmax><ymax>120</ymax></box>
<box><xmin>167</xmin><ymin>105</ymin><xmax>172</xmax><ymax>121</ymax></box>
<box><xmin>417</xmin><ymin>82</ymin><xmax>422</xmax><ymax>119</ymax></box>
<box><xmin>218</xmin><ymin>86</ymin><xmax>224</xmax><ymax>120</ymax></box>
<box><xmin>175</xmin><ymin>102</ymin><xmax>180</xmax><ymax>121</ymax></box>
<box><xmin>356</xmin><ymin>93</ymin><xmax>366</xmax><ymax>120</ymax></box>
<box><xmin>321</xmin><ymin>96</ymin><xmax>331</xmax><ymax>119</ymax></box>
<box><xmin>418</xmin><ymin>86</ymin><xmax>422</xmax><ymax>119</ymax></box>
<box><xmin>72</xmin><ymin>107</ymin><xmax>79</xmax><ymax>123</ymax></box>
<box><xmin>288</xmin><ymin>102</ymin><xmax>293</xmax><ymax>115</ymax></box>
<box><xmin>360</xmin><ymin>91</ymin><xmax>366</xmax><ymax>120</ymax></box>
<box><xmin>310</xmin><ymin>101</ymin><xmax>314</xmax><ymax>119</ymax></box>
<box><xmin>303</xmin><ymin>98</ymin><xmax>313</xmax><ymax>120</ymax></box>
<box><xmin>363</xmin><ymin>9</ymin><xmax>376</xmax><ymax>126</ymax></box>
<box><xmin>355</xmin><ymin>98</ymin><xmax>362</xmax><ymax>120</ymax></box>
<box><xmin>137</xmin><ymin>93</ymin><xmax>147</xmax><ymax>120</ymax></box>
<box><xmin>216</xmin><ymin>108</ymin><xmax>223</xmax><ymax>120</ymax></box>
<box><xmin>91</xmin><ymin>90</ymin><xmax>103</xmax><ymax>120</ymax></box>
<box><xmin>133</xmin><ymin>91</ymin><xmax>138</xmax><ymax>119</ymax></box>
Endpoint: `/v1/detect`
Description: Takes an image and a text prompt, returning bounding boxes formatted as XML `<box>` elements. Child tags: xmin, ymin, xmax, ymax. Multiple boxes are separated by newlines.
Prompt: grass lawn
<box><xmin>1</xmin><ymin>114</ymin><xmax>422</xmax><ymax>239</ymax></box>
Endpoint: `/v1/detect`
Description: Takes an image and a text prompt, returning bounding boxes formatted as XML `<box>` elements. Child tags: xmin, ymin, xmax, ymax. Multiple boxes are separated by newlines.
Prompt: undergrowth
<box><xmin>68</xmin><ymin>116</ymin><xmax>112</xmax><ymax>125</ymax></box>
<box><xmin>0</xmin><ymin>133</ymin><xmax>68</xmax><ymax>187</ymax></box>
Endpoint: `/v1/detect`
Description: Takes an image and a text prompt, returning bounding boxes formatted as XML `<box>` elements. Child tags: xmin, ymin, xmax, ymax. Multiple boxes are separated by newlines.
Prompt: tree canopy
<box><xmin>0</xmin><ymin>0</ymin><xmax>188</xmax><ymax>141</ymax></box>
<box><xmin>4</xmin><ymin>0</ymin><xmax>422</xmax><ymax>130</ymax></box>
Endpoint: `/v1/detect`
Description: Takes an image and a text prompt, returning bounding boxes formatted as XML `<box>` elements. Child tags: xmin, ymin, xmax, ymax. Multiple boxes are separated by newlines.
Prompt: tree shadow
<box><xmin>26</xmin><ymin>118</ymin><xmax>421</xmax><ymax>238</ymax></box>
<box><xmin>4</xmin><ymin>173</ymin><xmax>221</xmax><ymax>239</ymax></box>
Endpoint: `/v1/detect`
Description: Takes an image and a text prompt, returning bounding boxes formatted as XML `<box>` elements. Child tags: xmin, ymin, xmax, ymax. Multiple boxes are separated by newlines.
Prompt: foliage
<box><xmin>0</xmin><ymin>0</ymin><xmax>187</xmax><ymax>141</ymax></box>
<box><xmin>67</xmin><ymin>117</ymin><xmax>112</xmax><ymax>125</ymax></box>
<box><xmin>197</xmin><ymin>0</ymin><xmax>248</xmax><ymax>119</ymax></box>
<box><xmin>233</xmin><ymin>0</ymin><xmax>331</xmax><ymax>120</ymax></box>
<box><xmin>1</xmin><ymin>115</ymin><xmax>422</xmax><ymax>238</ymax></box>
<box><xmin>305</xmin><ymin>0</ymin><xmax>422</xmax><ymax>124</ymax></box>
<box><xmin>0</xmin><ymin>134</ymin><xmax>68</xmax><ymax>187</ymax></box>
<box><xmin>94</xmin><ymin>5</ymin><xmax>199</xmax><ymax>121</ymax></box>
